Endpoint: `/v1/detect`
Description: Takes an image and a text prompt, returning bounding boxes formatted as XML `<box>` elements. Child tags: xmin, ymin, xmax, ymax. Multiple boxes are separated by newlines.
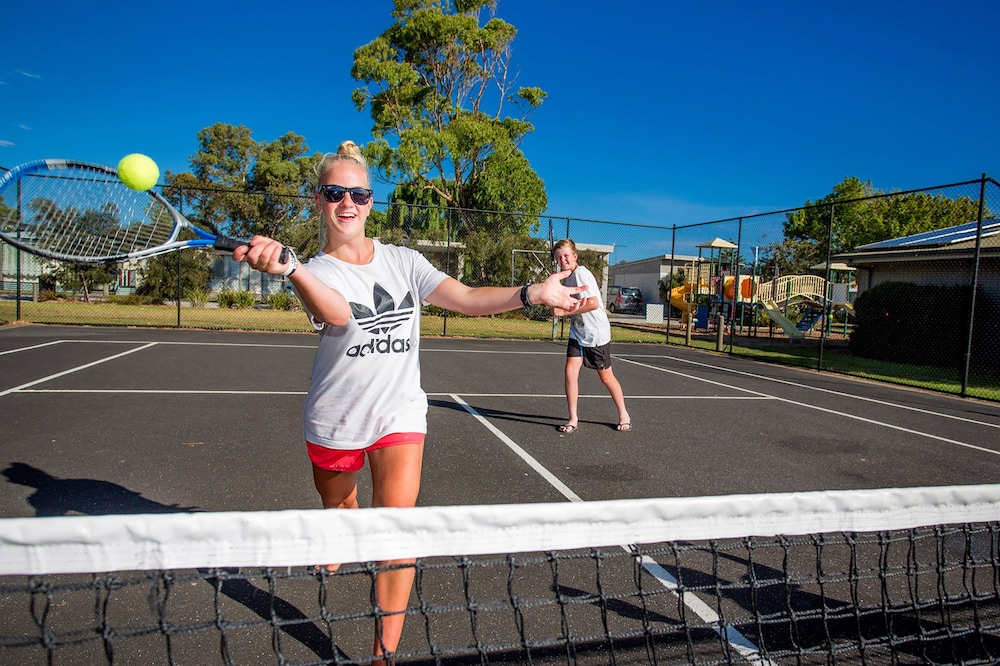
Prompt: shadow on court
<box><xmin>2</xmin><ymin>463</ymin><xmax>198</xmax><ymax>516</ymax></box>
<box><xmin>0</xmin><ymin>461</ymin><xmax>353</xmax><ymax>663</ymax></box>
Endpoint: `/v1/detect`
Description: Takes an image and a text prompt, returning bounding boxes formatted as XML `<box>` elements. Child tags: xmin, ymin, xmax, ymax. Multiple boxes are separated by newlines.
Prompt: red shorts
<box><xmin>307</xmin><ymin>432</ymin><xmax>425</xmax><ymax>473</ymax></box>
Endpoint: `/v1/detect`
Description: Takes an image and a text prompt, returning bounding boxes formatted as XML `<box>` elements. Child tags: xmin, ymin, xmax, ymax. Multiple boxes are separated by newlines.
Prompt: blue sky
<box><xmin>3</xmin><ymin>1</ymin><xmax>998</xmax><ymax>261</ymax></box>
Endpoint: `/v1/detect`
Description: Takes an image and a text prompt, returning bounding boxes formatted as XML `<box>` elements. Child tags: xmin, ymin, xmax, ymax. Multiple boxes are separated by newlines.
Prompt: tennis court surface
<box><xmin>2</xmin><ymin>324</ymin><xmax>999</xmax><ymax>664</ymax></box>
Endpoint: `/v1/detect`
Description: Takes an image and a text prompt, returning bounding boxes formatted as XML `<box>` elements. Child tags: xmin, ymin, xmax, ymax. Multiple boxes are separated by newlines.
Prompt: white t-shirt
<box><xmin>298</xmin><ymin>240</ymin><xmax>449</xmax><ymax>450</ymax></box>
<box><xmin>565</xmin><ymin>264</ymin><xmax>611</xmax><ymax>347</ymax></box>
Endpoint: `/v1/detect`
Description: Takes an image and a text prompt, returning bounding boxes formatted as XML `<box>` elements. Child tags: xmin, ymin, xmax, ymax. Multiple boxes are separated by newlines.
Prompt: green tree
<box><xmin>352</xmin><ymin>0</ymin><xmax>547</xmax><ymax>236</ymax></box>
<box><xmin>46</xmin><ymin>263</ymin><xmax>118</xmax><ymax>303</ymax></box>
<box><xmin>163</xmin><ymin>123</ymin><xmax>321</xmax><ymax>255</ymax></box>
<box><xmin>776</xmin><ymin>177</ymin><xmax>985</xmax><ymax>274</ymax></box>
<box><xmin>137</xmin><ymin>250</ymin><xmax>212</xmax><ymax>304</ymax></box>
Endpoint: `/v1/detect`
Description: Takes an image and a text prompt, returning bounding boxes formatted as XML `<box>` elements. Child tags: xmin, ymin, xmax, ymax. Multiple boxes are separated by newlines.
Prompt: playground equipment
<box><xmin>668</xmin><ymin>283</ymin><xmax>697</xmax><ymax>321</ymax></box>
<box><xmin>759</xmin><ymin>300</ymin><xmax>805</xmax><ymax>340</ymax></box>
<box><xmin>667</xmin><ymin>240</ymin><xmax>855</xmax><ymax>340</ymax></box>
<box><xmin>671</xmin><ymin>272</ymin><xmax>854</xmax><ymax>340</ymax></box>
<box><xmin>671</xmin><ymin>274</ymin><xmax>753</xmax><ymax>324</ymax></box>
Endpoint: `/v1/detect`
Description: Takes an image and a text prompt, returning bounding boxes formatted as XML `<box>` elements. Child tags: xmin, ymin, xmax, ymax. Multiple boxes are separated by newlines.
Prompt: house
<box><xmin>607</xmin><ymin>253</ymin><xmax>704</xmax><ymax>308</ymax></box>
<box><xmin>832</xmin><ymin>220</ymin><xmax>1000</xmax><ymax>303</ymax></box>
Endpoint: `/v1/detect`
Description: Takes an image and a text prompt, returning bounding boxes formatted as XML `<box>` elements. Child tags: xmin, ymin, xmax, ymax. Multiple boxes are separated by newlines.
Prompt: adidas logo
<box><xmin>350</xmin><ymin>283</ymin><xmax>415</xmax><ymax>334</ymax></box>
<box><xmin>345</xmin><ymin>283</ymin><xmax>415</xmax><ymax>358</ymax></box>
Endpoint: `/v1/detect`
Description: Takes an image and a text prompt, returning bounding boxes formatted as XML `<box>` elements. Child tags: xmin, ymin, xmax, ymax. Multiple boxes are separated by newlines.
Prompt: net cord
<box><xmin>1</xmin><ymin>484</ymin><xmax>998</xmax><ymax>575</ymax></box>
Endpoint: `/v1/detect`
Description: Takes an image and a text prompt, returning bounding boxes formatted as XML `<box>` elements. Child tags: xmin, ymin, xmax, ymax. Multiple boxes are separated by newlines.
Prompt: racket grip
<box><xmin>214</xmin><ymin>236</ymin><xmax>248</xmax><ymax>253</ymax></box>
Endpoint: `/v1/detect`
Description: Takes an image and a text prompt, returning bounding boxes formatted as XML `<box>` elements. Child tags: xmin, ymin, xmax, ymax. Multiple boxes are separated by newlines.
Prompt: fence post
<box><xmin>442</xmin><ymin>209</ymin><xmax>453</xmax><ymax>337</ymax></box>
<box><xmin>176</xmin><ymin>248</ymin><xmax>182</xmax><ymax>328</ymax></box>
<box><xmin>817</xmin><ymin>203</ymin><xmax>835</xmax><ymax>371</ymax></box>
<box><xmin>15</xmin><ymin>178</ymin><xmax>22</xmax><ymax>321</ymax></box>
<box><xmin>961</xmin><ymin>174</ymin><xmax>988</xmax><ymax>397</ymax></box>
<box><xmin>550</xmin><ymin>219</ymin><xmax>558</xmax><ymax>341</ymax></box>
<box><xmin>15</xmin><ymin>240</ymin><xmax>22</xmax><ymax>322</ymax></box>
<box><xmin>667</xmin><ymin>225</ymin><xmax>677</xmax><ymax>344</ymax></box>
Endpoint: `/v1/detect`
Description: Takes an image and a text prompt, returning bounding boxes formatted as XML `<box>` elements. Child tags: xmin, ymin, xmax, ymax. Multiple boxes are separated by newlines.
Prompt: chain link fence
<box><xmin>2</xmin><ymin>177</ymin><xmax>998</xmax><ymax>402</ymax></box>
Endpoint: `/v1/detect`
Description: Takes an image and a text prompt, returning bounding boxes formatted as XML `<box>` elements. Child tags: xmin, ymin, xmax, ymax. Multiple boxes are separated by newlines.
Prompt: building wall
<box><xmin>607</xmin><ymin>255</ymin><xmax>700</xmax><ymax>308</ymax></box>
<box><xmin>608</xmin><ymin>259</ymin><xmax>662</xmax><ymax>307</ymax></box>
<box><xmin>860</xmin><ymin>258</ymin><xmax>994</xmax><ymax>291</ymax></box>
<box><xmin>855</xmin><ymin>256</ymin><xmax>1000</xmax><ymax>314</ymax></box>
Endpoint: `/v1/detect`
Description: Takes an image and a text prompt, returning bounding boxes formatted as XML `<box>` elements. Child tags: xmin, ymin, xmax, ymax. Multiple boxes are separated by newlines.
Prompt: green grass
<box><xmin>708</xmin><ymin>338</ymin><xmax>999</xmax><ymax>402</ymax></box>
<box><xmin>0</xmin><ymin>299</ymin><xmax>314</xmax><ymax>332</ymax></box>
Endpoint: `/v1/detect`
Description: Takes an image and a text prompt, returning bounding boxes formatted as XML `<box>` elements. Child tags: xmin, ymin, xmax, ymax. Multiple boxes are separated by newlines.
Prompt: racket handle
<box><xmin>214</xmin><ymin>236</ymin><xmax>248</xmax><ymax>253</ymax></box>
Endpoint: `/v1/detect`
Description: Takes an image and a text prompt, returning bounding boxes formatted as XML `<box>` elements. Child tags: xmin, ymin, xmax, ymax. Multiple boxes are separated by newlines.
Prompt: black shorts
<box><xmin>567</xmin><ymin>338</ymin><xmax>612</xmax><ymax>370</ymax></box>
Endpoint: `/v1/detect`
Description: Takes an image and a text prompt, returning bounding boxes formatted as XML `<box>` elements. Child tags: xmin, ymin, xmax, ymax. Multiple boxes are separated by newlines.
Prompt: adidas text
<box><xmin>346</xmin><ymin>335</ymin><xmax>412</xmax><ymax>358</ymax></box>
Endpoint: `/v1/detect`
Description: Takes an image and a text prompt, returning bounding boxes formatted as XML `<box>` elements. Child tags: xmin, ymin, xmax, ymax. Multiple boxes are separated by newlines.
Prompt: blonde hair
<box><xmin>315</xmin><ymin>140</ymin><xmax>370</xmax><ymax>187</ymax></box>
<box><xmin>553</xmin><ymin>238</ymin><xmax>577</xmax><ymax>254</ymax></box>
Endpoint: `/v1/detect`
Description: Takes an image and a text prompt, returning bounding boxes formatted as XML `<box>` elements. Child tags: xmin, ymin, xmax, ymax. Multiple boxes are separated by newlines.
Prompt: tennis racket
<box><xmin>548</xmin><ymin>219</ymin><xmax>555</xmax><ymax>264</ymax></box>
<box><xmin>0</xmin><ymin>159</ymin><xmax>254</xmax><ymax>265</ymax></box>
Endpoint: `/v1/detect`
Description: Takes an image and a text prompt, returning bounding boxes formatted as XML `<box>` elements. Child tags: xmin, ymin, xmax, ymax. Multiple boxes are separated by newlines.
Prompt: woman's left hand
<box><xmin>530</xmin><ymin>270</ymin><xmax>587</xmax><ymax>311</ymax></box>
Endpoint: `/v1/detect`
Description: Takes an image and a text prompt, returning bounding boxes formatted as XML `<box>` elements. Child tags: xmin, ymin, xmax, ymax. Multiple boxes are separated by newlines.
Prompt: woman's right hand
<box><xmin>234</xmin><ymin>236</ymin><xmax>290</xmax><ymax>275</ymax></box>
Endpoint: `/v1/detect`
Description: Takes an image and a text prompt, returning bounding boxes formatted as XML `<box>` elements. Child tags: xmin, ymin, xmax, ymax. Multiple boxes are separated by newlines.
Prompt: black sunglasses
<box><xmin>317</xmin><ymin>184</ymin><xmax>373</xmax><ymax>205</ymax></box>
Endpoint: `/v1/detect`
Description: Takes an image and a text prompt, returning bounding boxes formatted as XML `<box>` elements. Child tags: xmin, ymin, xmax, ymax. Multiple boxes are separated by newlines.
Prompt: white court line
<box><xmin>428</xmin><ymin>392</ymin><xmax>769</xmax><ymax>399</ymax></box>
<box><xmin>52</xmin><ymin>339</ymin><xmax>318</xmax><ymax>349</ymax></box>
<box><xmin>625</xmin><ymin>352</ymin><xmax>1000</xmax><ymax>430</ymax></box>
<box><xmin>0</xmin><ymin>340</ymin><xmax>66</xmax><ymax>356</ymax></box>
<box><xmin>423</xmin><ymin>348</ymin><xmax>561</xmax><ymax>355</ymax></box>
<box><xmin>15</xmin><ymin>389</ymin><xmax>307</xmax><ymax>395</ymax></box>
<box><xmin>450</xmin><ymin>392</ymin><xmax>774</xmax><ymax>665</ymax></box>
<box><xmin>451</xmin><ymin>394</ymin><xmax>582</xmax><ymax>502</ymax></box>
<box><xmin>426</xmin><ymin>345</ymin><xmax>1000</xmax><ymax>430</ymax></box>
<box><xmin>617</xmin><ymin>356</ymin><xmax>1000</xmax><ymax>456</ymax></box>
<box><xmin>0</xmin><ymin>343</ymin><xmax>159</xmax><ymax>398</ymax></box>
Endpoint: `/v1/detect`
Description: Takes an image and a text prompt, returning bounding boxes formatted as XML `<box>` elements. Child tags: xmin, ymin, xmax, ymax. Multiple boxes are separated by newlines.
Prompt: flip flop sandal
<box><xmin>616</xmin><ymin>422</ymin><xmax>632</xmax><ymax>432</ymax></box>
<box><xmin>557</xmin><ymin>424</ymin><xmax>578</xmax><ymax>434</ymax></box>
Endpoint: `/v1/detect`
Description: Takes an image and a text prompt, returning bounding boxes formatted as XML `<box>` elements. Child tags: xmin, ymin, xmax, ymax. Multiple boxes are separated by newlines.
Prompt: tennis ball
<box><xmin>117</xmin><ymin>153</ymin><xmax>160</xmax><ymax>191</ymax></box>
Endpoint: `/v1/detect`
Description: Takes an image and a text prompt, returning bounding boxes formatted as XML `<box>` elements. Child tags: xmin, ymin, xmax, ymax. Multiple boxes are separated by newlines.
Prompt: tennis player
<box><xmin>233</xmin><ymin>140</ymin><xmax>584</xmax><ymax>664</ymax></box>
<box><xmin>551</xmin><ymin>239</ymin><xmax>631</xmax><ymax>434</ymax></box>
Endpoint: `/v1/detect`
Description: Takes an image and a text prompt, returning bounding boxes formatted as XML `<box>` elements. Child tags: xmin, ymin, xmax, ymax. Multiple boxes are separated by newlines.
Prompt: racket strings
<box><xmin>7</xmin><ymin>166</ymin><xmax>180</xmax><ymax>261</ymax></box>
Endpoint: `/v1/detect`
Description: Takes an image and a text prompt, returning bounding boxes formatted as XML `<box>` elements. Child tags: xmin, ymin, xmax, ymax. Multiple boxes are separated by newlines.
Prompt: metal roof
<box><xmin>856</xmin><ymin>219</ymin><xmax>1000</xmax><ymax>250</ymax></box>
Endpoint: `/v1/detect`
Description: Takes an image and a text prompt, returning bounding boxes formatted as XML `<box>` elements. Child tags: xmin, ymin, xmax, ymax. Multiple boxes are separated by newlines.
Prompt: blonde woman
<box><xmin>233</xmin><ymin>140</ymin><xmax>584</xmax><ymax>663</ymax></box>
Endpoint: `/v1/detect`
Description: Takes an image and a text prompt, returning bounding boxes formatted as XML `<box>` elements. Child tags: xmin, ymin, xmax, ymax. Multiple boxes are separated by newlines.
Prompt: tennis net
<box><xmin>1</xmin><ymin>484</ymin><xmax>999</xmax><ymax>665</ymax></box>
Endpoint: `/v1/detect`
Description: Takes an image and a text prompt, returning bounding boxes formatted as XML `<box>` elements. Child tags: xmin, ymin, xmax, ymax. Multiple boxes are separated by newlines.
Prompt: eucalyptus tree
<box><xmin>352</xmin><ymin>0</ymin><xmax>547</xmax><ymax>238</ymax></box>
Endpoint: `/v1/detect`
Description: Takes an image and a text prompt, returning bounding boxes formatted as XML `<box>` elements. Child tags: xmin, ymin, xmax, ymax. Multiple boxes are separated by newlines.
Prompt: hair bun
<box><xmin>338</xmin><ymin>141</ymin><xmax>367</xmax><ymax>168</ymax></box>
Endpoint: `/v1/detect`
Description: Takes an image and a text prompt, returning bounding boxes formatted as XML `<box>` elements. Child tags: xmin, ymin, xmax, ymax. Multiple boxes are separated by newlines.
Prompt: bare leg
<box><xmin>312</xmin><ymin>466</ymin><xmax>359</xmax><ymax>510</ymax></box>
<box><xmin>311</xmin><ymin>466</ymin><xmax>360</xmax><ymax>574</ymax></box>
<box><xmin>367</xmin><ymin>443</ymin><xmax>424</xmax><ymax>665</ymax></box>
<box><xmin>563</xmin><ymin>356</ymin><xmax>583</xmax><ymax>429</ymax></box>
<box><xmin>597</xmin><ymin>367</ymin><xmax>630</xmax><ymax>426</ymax></box>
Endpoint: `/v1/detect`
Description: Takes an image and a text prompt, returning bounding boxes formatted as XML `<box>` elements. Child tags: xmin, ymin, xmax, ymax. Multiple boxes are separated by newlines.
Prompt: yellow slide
<box><xmin>669</xmin><ymin>284</ymin><xmax>697</xmax><ymax>322</ymax></box>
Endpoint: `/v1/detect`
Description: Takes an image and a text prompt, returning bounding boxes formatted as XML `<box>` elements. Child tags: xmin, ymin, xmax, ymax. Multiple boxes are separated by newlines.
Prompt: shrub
<box><xmin>217</xmin><ymin>290</ymin><xmax>257</xmax><ymax>309</ymax></box>
<box><xmin>265</xmin><ymin>292</ymin><xmax>295</xmax><ymax>311</ymax></box>
<box><xmin>186</xmin><ymin>289</ymin><xmax>209</xmax><ymax>308</ymax></box>
<box><xmin>849</xmin><ymin>281</ymin><xmax>972</xmax><ymax>368</ymax></box>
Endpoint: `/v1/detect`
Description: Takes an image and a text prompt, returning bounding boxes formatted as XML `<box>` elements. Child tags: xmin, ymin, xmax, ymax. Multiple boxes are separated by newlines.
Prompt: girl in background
<box><xmin>551</xmin><ymin>238</ymin><xmax>631</xmax><ymax>434</ymax></box>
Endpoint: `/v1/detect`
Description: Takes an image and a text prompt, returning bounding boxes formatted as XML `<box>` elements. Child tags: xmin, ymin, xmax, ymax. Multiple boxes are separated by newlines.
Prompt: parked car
<box><xmin>607</xmin><ymin>286</ymin><xmax>643</xmax><ymax>314</ymax></box>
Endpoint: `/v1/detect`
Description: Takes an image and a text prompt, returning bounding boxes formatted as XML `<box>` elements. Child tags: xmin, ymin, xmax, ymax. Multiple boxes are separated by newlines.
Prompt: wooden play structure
<box><xmin>669</xmin><ymin>239</ymin><xmax>856</xmax><ymax>340</ymax></box>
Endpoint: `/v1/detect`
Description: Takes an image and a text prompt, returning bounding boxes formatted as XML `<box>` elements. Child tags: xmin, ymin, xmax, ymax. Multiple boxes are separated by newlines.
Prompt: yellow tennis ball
<box><xmin>117</xmin><ymin>153</ymin><xmax>160</xmax><ymax>191</ymax></box>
